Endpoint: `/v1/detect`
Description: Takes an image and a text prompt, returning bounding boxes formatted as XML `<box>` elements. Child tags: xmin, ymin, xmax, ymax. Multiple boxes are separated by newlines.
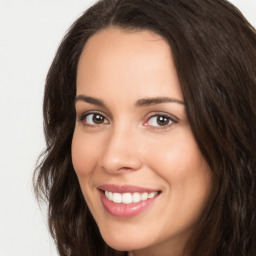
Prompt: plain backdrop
<box><xmin>0</xmin><ymin>1</ymin><xmax>255</xmax><ymax>256</ymax></box>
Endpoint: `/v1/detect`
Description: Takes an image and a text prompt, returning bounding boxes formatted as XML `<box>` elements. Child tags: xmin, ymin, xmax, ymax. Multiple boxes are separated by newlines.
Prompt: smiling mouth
<box><xmin>99</xmin><ymin>190</ymin><xmax>160</xmax><ymax>218</ymax></box>
<box><xmin>104</xmin><ymin>190</ymin><xmax>159</xmax><ymax>204</ymax></box>
<box><xmin>97</xmin><ymin>185</ymin><xmax>161</xmax><ymax>217</ymax></box>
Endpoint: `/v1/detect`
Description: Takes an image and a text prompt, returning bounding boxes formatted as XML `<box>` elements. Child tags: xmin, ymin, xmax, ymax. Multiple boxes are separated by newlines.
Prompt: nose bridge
<box><xmin>100</xmin><ymin>122</ymin><xmax>142</xmax><ymax>174</ymax></box>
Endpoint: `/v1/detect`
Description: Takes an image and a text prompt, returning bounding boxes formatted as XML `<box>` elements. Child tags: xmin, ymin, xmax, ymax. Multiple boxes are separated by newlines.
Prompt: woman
<box><xmin>34</xmin><ymin>0</ymin><xmax>256</xmax><ymax>255</ymax></box>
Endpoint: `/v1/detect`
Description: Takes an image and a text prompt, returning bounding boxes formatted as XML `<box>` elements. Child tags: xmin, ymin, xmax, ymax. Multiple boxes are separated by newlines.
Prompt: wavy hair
<box><xmin>34</xmin><ymin>0</ymin><xmax>256</xmax><ymax>255</ymax></box>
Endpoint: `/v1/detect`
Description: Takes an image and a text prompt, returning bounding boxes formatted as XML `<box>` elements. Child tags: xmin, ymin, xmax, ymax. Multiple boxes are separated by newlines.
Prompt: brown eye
<box><xmin>93</xmin><ymin>114</ymin><xmax>105</xmax><ymax>124</ymax></box>
<box><xmin>83</xmin><ymin>113</ymin><xmax>108</xmax><ymax>125</ymax></box>
<box><xmin>146</xmin><ymin>114</ymin><xmax>174</xmax><ymax>128</ymax></box>
<box><xmin>156</xmin><ymin>116</ymin><xmax>170</xmax><ymax>126</ymax></box>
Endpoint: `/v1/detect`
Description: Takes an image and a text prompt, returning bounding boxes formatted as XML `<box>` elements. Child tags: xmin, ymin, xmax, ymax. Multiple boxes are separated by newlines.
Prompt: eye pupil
<box><xmin>157</xmin><ymin>116</ymin><xmax>169</xmax><ymax>126</ymax></box>
<box><xmin>93</xmin><ymin>114</ymin><xmax>104</xmax><ymax>124</ymax></box>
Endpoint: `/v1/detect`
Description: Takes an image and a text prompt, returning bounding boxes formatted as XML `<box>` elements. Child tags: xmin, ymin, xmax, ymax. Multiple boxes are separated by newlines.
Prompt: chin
<box><xmin>100</xmin><ymin>229</ymin><xmax>149</xmax><ymax>252</ymax></box>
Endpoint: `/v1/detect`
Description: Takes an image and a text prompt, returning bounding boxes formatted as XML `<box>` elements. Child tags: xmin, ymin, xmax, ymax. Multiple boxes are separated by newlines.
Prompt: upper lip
<box><xmin>97</xmin><ymin>184</ymin><xmax>160</xmax><ymax>193</ymax></box>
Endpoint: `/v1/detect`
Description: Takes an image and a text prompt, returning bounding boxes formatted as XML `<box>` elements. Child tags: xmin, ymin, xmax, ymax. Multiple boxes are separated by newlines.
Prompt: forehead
<box><xmin>76</xmin><ymin>27</ymin><xmax>183</xmax><ymax>102</ymax></box>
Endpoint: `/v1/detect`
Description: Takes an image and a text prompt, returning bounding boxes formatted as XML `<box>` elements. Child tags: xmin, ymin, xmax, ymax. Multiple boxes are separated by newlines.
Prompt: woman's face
<box><xmin>72</xmin><ymin>27</ymin><xmax>212</xmax><ymax>255</ymax></box>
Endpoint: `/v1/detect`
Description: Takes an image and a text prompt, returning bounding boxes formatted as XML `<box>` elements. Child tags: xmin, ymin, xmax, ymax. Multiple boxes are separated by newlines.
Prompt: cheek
<box><xmin>146</xmin><ymin>132</ymin><xmax>212</xmax><ymax>229</ymax></box>
<box><xmin>148</xmin><ymin>132</ymin><xmax>208</xmax><ymax>177</ymax></box>
<box><xmin>71</xmin><ymin>129</ymin><xmax>98</xmax><ymax>177</ymax></box>
<box><xmin>71</xmin><ymin>130</ymin><xmax>102</xmax><ymax>211</ymax></box>
<box><xmin>146</xmin><ymin>130</ymin><xmax>212</xmax><ymax>203</ymax></box>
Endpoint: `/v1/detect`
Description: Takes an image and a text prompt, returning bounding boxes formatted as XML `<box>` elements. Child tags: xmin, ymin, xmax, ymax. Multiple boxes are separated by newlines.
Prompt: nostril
<box><xmin>100</xmin><ymin>156</ymin><xmax>142</xmax><ymax>174</ymax></box>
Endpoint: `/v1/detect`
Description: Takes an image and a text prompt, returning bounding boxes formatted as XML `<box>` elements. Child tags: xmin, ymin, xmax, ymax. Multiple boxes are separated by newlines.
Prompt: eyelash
<box><xmin>78</xmin><ymin>111</ymin><xmax>109</xmax><ymax>127</ymax></box>
<box><xmin>77</xmin><ymin>111</ymin><xmax>177</xmax><ymax>129</ymax></box>
<box><xmin>144</xmin><ymin>112</ymin><xmax>177</xmax><ymax>129</ymax></box>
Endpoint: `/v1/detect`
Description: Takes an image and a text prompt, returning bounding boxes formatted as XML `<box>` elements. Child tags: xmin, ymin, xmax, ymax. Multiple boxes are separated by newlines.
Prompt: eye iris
<box><xmin>93</xmin><ymin>114</ymin><xmax>104</xmax><ymax>124</ymax></box>
<box><xmin>157</xmin><ymin>116</ymin><xmax>169</xmax><ymax>126</ymax></box>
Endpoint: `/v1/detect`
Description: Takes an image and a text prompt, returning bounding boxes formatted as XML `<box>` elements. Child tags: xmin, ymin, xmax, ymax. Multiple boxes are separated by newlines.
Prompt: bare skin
<box><xmin>72</xmin><ymin>27</ymin><xmax>212</xmax><ymax>256</ymax></box>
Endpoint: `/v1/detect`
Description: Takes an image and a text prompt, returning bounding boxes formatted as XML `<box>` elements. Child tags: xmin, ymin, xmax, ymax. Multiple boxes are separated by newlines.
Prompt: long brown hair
<box><xmin>34</xmin><ymin>0</ymin><xmax>256</xmax><ymax>255</ymax></box>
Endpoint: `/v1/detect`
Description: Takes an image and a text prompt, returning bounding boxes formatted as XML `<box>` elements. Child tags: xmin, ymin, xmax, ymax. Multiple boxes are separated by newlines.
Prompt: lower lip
<box><xmin>99</xmin><ymin>191</ymin><xmax>159</xmax><ymax>218</ymax></box>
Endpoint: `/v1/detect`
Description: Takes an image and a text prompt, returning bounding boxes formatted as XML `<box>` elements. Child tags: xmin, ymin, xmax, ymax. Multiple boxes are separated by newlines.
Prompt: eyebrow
<box><xmin>135</xmin><ymin>97</ymin><xmax>185</xmax><ymax>106</ymax></box>
<box><xmin>75</xmin><ymin>95</ymin><xmax>185</xmax><ymax>107</ymax></box>
<box><xmin>75</xmin><ymin>95</ymin><xmax>106</xmax><ymax>107</ymax></box>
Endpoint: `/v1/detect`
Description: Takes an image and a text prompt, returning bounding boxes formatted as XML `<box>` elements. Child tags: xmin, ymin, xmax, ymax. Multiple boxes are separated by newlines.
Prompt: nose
<box><xmin>99</xmin><ymin>126</ymin><xmax>142</xmax><ymax>174</ymax></box>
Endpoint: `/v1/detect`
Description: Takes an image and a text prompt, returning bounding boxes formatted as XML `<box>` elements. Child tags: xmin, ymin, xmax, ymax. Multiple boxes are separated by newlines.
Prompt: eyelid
<box><xmin>76</xmin><ymin>110</ymin><xmax>178</xmax><ymax>129</ymax></box>
<box><xmin>143</xmin><ymin>111</ymin><xmax>178</xmax><ymax>129</ymax></box>
<box><xmin>77</xmin><ymin>110</ymin><xmax>110</xmax><ymax>126</ymax></box>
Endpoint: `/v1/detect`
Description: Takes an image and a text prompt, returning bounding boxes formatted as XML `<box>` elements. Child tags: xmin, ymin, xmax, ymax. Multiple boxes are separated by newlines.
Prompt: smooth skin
<box><xmin>72</xmin><ymin>27</ymin><xmax>212</xmax><ymax>256</ymax></box>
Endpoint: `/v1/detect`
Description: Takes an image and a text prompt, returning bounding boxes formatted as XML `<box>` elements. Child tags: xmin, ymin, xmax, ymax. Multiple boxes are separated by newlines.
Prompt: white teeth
<box><xmin>148</xmin><ymin>192</ymin><xmax>158</xmax><ymax>199</ymax></box>
<box><xmin>108</xmin><ymin>191</ymin><xmax>113</xmax><ymax>201</ymax></box>
<box><xmin>104</xmin><ymin>191</ymin><xmax>158</xmax><ymax>204</ymax></box>
<box><xmin>112</xmin><ymin>192</ymin><xmax>122</xmax><ymax>203</ymax></box>
<box><xmin>122</xmin><ymin>193</ymin><xmax>133</xmax><ymax>204</ymax></box>
<box><xmin>141</xmin><ymin>192</ymin><xmax>148</xmax><ymax>201</ymax></box>
<box><xmin>132</xmin><ymin>192</ymin><xmax>141</xmax><ymax>203</ymax></box>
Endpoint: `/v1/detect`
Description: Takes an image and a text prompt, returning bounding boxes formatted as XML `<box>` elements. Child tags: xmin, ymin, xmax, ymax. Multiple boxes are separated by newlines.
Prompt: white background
<box><xmin>0</xmin><ymin>1</ymin><xmax>255</xmax><ymax>256</ymax></box>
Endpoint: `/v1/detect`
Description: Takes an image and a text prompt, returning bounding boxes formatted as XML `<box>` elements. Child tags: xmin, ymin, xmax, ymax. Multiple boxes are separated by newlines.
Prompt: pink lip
<box><xmin>98</xmin><ymin>184</ymin><xmax>160</xmax><ymax>218</ymax></box>
<box><xmin>98</xmin><ymin>184</ymin><xmax>158</xmax><ymax>193</ymax></box>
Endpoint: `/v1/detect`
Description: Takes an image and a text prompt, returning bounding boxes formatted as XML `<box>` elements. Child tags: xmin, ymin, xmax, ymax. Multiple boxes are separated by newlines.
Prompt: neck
<box><xmin>127</xmin><ymin>233</ymin><xmax>191</xmax><ymax>256</ymax></box>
